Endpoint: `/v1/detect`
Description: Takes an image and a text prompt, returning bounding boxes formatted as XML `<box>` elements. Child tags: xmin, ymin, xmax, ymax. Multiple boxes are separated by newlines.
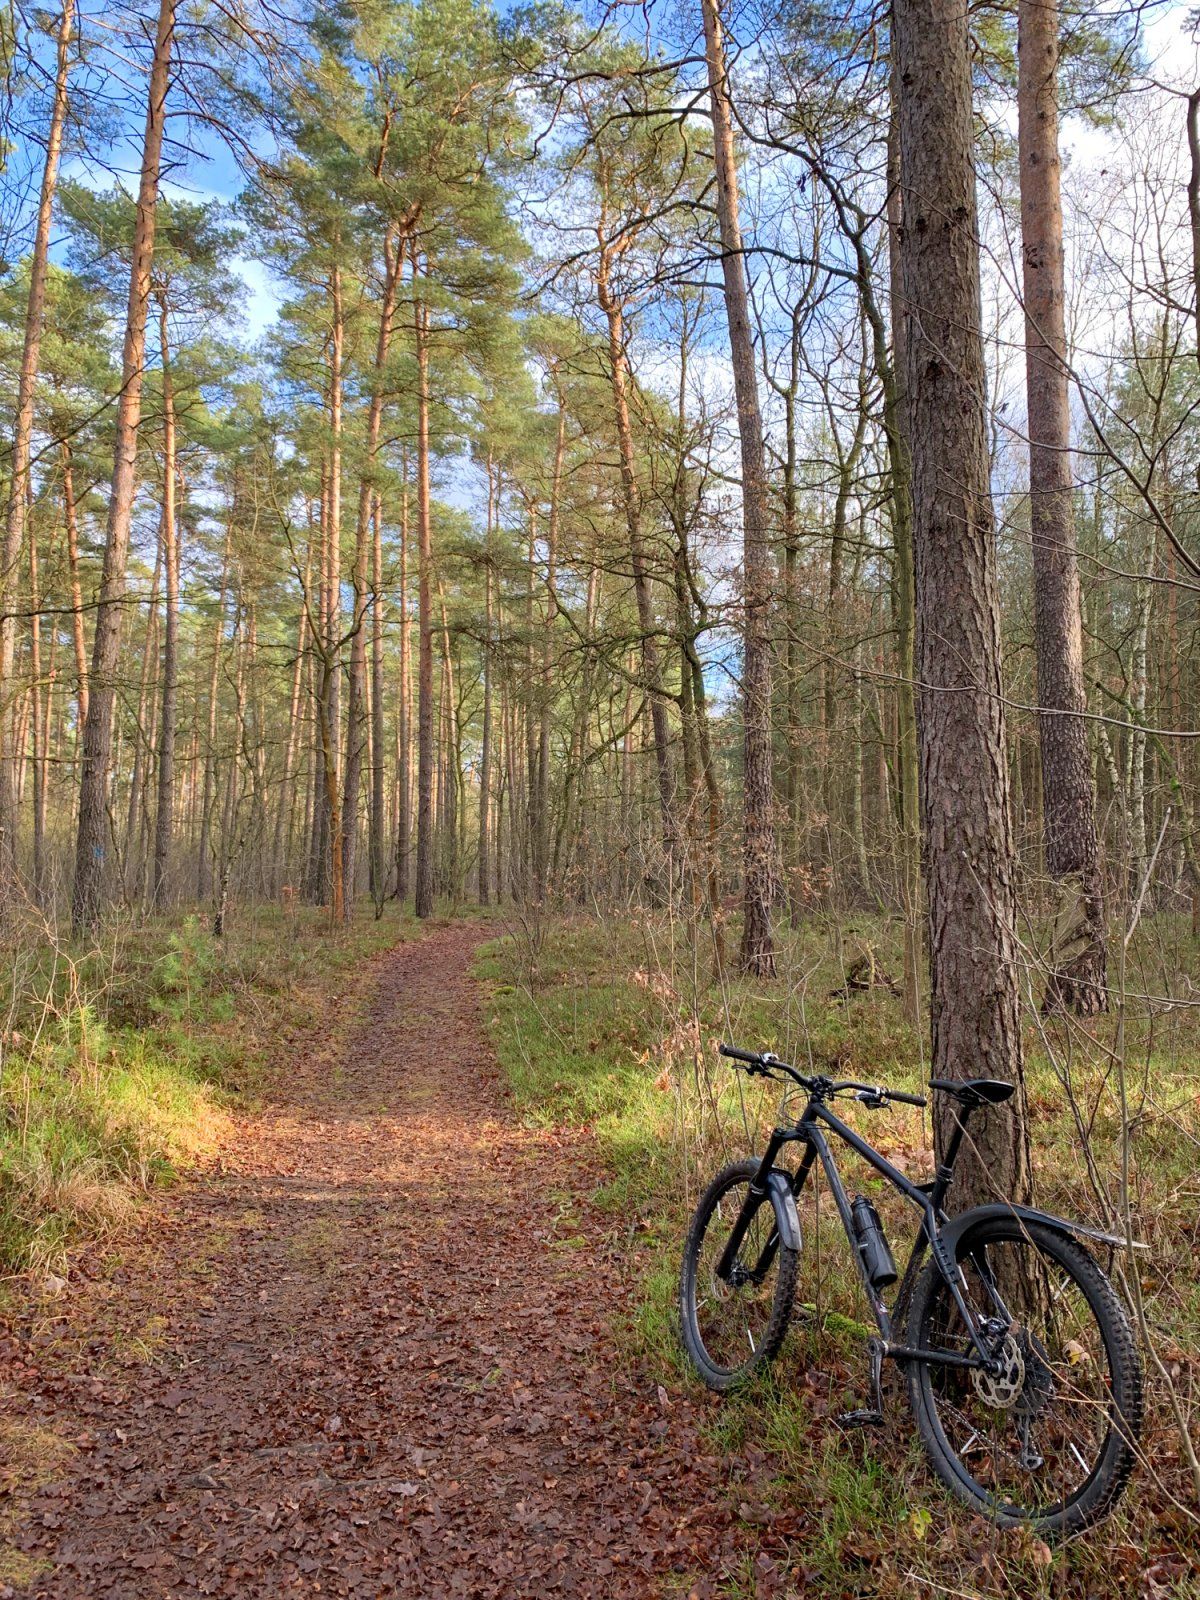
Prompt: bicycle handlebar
<box><xmin>718</xmin><ymin>1043</ymin><xmax>928</xmax><ymax>1109</ymax></box>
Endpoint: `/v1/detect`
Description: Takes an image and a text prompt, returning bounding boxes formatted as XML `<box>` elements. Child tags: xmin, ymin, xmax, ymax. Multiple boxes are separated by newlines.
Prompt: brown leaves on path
<box><xmin>0</xmin><ymin>923</ymin><xmax>748</xmax><ymax>1598</ymax></box>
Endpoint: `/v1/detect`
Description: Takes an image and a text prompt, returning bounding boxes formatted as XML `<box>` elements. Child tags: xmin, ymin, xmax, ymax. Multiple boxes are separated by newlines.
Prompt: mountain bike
<box><xmin>678</xmin><ymin>1044</ymin><xmax>1144</xmax><ymax>1533</ymax></box>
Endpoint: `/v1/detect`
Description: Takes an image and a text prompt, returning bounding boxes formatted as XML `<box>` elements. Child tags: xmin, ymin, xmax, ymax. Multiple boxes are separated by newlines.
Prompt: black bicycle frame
<box><xmin>716</xmin><ymin>1095</ymin><xmax>996</xmax><ymax>1369</ymax></box>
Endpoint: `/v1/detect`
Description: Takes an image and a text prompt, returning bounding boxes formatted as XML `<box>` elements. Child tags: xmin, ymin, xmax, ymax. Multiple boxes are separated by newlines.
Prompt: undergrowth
<box><xmin>478</xmin><ymin>909</ymin><xmax>1200</xmax><ymax>1600</ymax></box>
<box><xmin>0</xmin><ymin>901</ymin><xmax>415</xmax><ymax>1277</ymax></box>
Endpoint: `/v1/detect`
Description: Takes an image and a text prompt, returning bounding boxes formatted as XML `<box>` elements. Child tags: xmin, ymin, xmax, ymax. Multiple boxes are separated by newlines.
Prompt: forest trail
<box><xmin>2</xmin><ymin>924</ymin><xmax>748</xmax><ymax>1599</ymax></box>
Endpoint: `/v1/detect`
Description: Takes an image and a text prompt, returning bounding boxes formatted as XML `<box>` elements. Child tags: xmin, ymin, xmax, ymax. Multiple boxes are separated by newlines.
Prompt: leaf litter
<box><xmin>0</xmin><ymin>924</ymin><xmax>756</xmax><ymax>1598</ymax></box>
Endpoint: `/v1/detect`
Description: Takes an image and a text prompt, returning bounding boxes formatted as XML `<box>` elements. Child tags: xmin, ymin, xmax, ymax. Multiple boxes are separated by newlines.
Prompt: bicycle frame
<box><xmin>716</xmin><ymin>1093</ymin><xmax>998</xmax><ymax>1370</ymax></box>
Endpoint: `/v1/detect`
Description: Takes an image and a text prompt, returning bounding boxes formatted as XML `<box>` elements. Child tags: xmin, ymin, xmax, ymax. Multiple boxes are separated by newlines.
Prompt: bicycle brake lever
<box><xmin>855</xmin><ymin>1088</ymin><xmax>887</xmax><ymax>1109</ymax></box>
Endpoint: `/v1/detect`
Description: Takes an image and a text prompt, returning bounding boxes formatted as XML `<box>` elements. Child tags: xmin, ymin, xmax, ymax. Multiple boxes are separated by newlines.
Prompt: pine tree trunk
<box><xmin>894</xmin><ymin>0</ymin><xmax>1031</xmax><ymax>1207</ymax></box>
<box><xmin>1187</xmin><ymin>89</ymin><xmax>1200</xmax><ymax>371</ymax></box>
<box><xmin>343</xmin><ymin>230</ymin><xmax>400</xmax><ymax>917</ymax></box>
<box><xmin>272</xmin><ymin>562</ymin><xmax>308</xmax><ymax>896</ymax></box>
<box><xmin>0</xmin><ymin>0</ymin><xmax>74</xmax><ymax>889</ymax></box>
<box><xmin>395</xmin><ymin>462</ymin><xmax>412</xmax><ymax>902</ymax></box>
<box><xmin>701</xmin><ymin>0</ymin><xmax>776</xmax><ymax>976</ymax></box>
<box><xmin>152</xmin><ymin>298</ymin><xmax>179</xmax><ymax>909</ymax></box>
<box><xmin>595</xmin><ymin>248</ymin><xmax>676</xmax><ymax>877</ymax></box>
<box><xmin>61</xmin><ymin>445</ymin><xmax>89</xmax><ymax>735</ymax></box>
<box><xmin>125</xmin><ymin>536</ymin><xmax>162</xmax><ymax>903</ymax></box>
<box><xmin>413</xmin><ymin>251</ymin><xmax>436</xmax><ymax>919</ymax></box>
<box><xmin>1018</xmin><ymin>0</ymin><xmax>1107</xmax><ymax>1013</ymax></box>
<box><xmin>479</xmin><ymin>458</ymin><xmax>495</xmax><ymax>905</ymax></box>
<box><xmin>534</xmin><ymin>405</ymin><xmax>564</xmax><ymax>901</ymax></box>
<box><xmin>886</xmin><ymin>105</ymin><xmax>923</xmax><ymax>1025</ymax></box>
<box><xmin>198</xmin><ymin>525</ymin><xmax>231</xmax><ymax>902</ymax></box>
<box><xmin>72</xmin><ymin>0</ymin><xmax>175</xmax><ymax>933</ymax></box>
<box><xmin>369</xmin><ymin>492</ymin><xmax>387</xmax><ymax>911</ymax></box>
<box><xmin>27</xmin><ymin>522</ymin><xmax>45</xmax><ymax>904</ymax></box>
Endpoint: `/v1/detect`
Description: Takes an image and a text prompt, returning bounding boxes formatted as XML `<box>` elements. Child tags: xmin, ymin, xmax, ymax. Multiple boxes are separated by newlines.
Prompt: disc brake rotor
<box><xmin>972</xmin><ymin>1332</ymin><xmax>1026</xmax><ymax>1410</ymax></box>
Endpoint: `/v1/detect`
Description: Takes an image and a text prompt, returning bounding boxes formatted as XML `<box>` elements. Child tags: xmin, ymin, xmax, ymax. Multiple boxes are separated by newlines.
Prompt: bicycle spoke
<box><xmin>688</xmin><ymin>1171</ymin><xmax>787</xmax><ymax>1378</ymax></box>
<box><xmin>917</xmin><ymin>1234</ymin><xmax>1116</xmax><ymax>1517</ymax></box>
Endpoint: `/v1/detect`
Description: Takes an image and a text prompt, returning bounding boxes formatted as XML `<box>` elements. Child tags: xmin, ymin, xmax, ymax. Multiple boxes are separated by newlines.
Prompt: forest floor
<box><xmin>0</xmin><ymin>921</ymin><xmax>772</xmax><ymax>1599</ymax></box>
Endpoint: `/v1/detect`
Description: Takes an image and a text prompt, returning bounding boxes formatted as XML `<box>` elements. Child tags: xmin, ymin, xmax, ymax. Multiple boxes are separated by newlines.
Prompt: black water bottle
<box><xmin>851</xmin><ymin>1195</ymin><xmax>898</xmax><ymax>1288</ymax></box>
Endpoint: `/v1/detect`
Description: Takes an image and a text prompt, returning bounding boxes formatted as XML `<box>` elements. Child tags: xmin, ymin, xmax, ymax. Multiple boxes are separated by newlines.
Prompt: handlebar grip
<box><xmin>888</xmin><ymin>1088</ymin><xmax>927</xmax><ymax>1107</ymax></box>
<box><xmin>719</xmin><ymin>1044</ymin><xmax>762</xmax><ymax>1065</ymax></box>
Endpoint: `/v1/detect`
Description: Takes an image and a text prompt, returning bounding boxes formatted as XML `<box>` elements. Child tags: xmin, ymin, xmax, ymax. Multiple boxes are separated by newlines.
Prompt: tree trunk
<box><xmin>198</xmin><ymin>524</ymin><xmax>231</xmax><ymax>902</ymax></box>
<box><xmin>323</xmin><ymin>267</ymin><xmax>345</xmax><ymax>918</ymax></box>
<box><xmin>342</xmin><ymin>229</ymin><xmax>401</xmax><ymax>917</ymax></box>
<box><xmin>369</xmin><ymin>492</ymin><xmax>387</xmax><ymax>911</ymax></box>
<box><xmin>479</xmin><ymin>457</ymin><xmax>495</xmax><ymax>905</ymax></box>
<box><xmin>272</xmin><ymin>557</ymin><xmax>308</xmax><ymax>895</ymax></box>
<box><xmin>0</xmin><ymin>0</ymin><xmax>74</xmax><ymax>889</ymax></box>
<box><xmin>27</xmin><ymin>521</ymin><xmax>46</xmax><ymax>904</ymax></box>
<box><xmin>1018</xmin><ymin>0</ymin><xmax>1107</xmax><ymax>1013</ymax></box>
<box><xmin>395</xmin><ymin>460</ymin><xmax>412</xmax><ymax>902</ymax></box>
<box><xmin>886</xmin><ymin>105</ymin><xmax>923</xmax><ymax>1025</ymax></box>
<box><xmin>152</xmin><ymin>297</ymin><xmax>179</xmax><ymax>909</ymax></box>
<box><xmin>72</xmin><ymin>0</ymin><xmax>175</xmax><ymax>933</ymax></box>
<box><xmin>895</xmin><ymin>0</ymin><xmax>1031</xmax><ymax>1207</ymax></box>
<box><xmin>701</xmin><ymin>0</ymin><xmax>776</xmax><ymax>976</ymax></box>
<box><xmin>1187</xmin><ymin>89</ymin><xmax>1200</xmax><ymax>372</ymax></box>
<box><xmin>125</xmin><ymin>533</ymin><xmax>162</xmax><ymax>902</ymax></box>
<box><xmin>61</xmin><ymin>444</ymin><xmax>89</xmax><ymax>735</ymax></box>
<box><xmin>595</xmin><ymin>243</ymin><xmax>676</xmax><ymax>877</ymax></box>
<box><xmin>413</xmin><ymin>249</ymin><xmax>436</xmax><ymax>919</ymax></box>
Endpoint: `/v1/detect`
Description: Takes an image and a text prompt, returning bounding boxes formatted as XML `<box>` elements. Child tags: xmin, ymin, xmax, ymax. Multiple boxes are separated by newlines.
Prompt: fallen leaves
<box><xmin>0</xmin><ymin>926</ymin><xmax>747</xmax><ymax>1599</ymax></box>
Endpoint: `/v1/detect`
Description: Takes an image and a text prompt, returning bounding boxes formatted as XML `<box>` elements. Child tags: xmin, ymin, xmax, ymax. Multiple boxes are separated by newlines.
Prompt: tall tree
<box><xmin>894</xmin><ymin>0</ymin><xmax>1030</xmax><ymax>1204</ymax></box>
<box><xmin>700</xmin><ymin>0</ymin><xmax>776</xmax><ymax>976</ymax></box>
<box><xmin>1018</xmin><ymin>0</ymin><xmax>1107</xmax><ymax>1013</ymax></box>
<box><xmin>72</xmin><ymin>0</ymin><xmax>176</xmax><ymax>933</ymax></box>
<box><xmin>0</xmin><ymin>0</ymin><xmax>74</xmax><ymax>890</ymax></box>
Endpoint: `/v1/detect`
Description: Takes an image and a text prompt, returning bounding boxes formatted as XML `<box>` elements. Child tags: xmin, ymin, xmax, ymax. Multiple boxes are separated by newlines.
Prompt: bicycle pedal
<box><xmin>835</xmin><ymin>1407</ymin><xmax>885</xmax><ymax>1430</ymax></box>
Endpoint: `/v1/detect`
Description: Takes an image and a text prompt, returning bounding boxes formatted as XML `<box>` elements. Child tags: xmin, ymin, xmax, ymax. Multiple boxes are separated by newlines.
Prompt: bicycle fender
<box><xmin>940</xmin><ymin>1202</ymin><xmax>1147</xmax><ymax>1256</ymax></box>
<box><xmin>766</xmin><ymin>1169</ymin><xmax>802</xmax><ymax>1252</ymax></box>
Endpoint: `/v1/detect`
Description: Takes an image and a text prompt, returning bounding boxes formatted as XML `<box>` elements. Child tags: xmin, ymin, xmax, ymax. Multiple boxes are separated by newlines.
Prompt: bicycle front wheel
<box><xmin>679</xmin><ymin>1159</ymin><xmax>797</xmax><ymax>1391</ymax></box>
<box><xmin>906</xmin><ymin>1217</ymin><xmax>1142</xmax><ymax>1532</ymax></box>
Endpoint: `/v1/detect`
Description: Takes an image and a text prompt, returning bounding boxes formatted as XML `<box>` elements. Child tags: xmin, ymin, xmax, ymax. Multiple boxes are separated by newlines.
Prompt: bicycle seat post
<box><xmin>930</xmin><ymin>1100</ymin><xmax>973</xmax><ymax>1212</ymax></box>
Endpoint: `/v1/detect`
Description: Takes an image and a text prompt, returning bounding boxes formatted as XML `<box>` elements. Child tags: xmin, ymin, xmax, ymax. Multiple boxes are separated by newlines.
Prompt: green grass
<box><xmin>0</xmin><ymin>900</ymin><xmax>418</xmax><ymax>1275</ymax></box>
<box><xmin>478</xmin><ymin>908</ymin><xmax>1200</xmax><ymax>1598</ymax></box>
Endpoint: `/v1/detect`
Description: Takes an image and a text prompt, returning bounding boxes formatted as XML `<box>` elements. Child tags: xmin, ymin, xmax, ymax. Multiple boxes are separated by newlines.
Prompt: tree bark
<box><xmin>395</xmin><ymin>459</ymin><xmax>412</xmax><ymax>902</ymax></box>
<box><xmin>413</xmin><ymin>247</ymin><xmax>436</xmax><ymax>919</ymax></box>
<box><xmin>198</xmin><ymin>522</ymin><xmax>231</xmax><ymax>902</ymax></box>
<box><xmin>479</xmin><ymin>456</ymin><xmax>495</xmax><ymax>905</ymax></box>
<box><xmin>886</xmin><ymin>105</ymin><xmax>922</xmax><ymax>1025</ymax></box>
<box><xmin>1187</xmin><ymin>89</ymin><xmax>1200</xmax><ymax>373</ymax></box>
<box><xmin>701</xmin><ymin>0</ymin><xmax>777</xmax><ymax>975</ymax></box>
<box><xmin>343</xmin><ymin>228</ymin><xmax>401</xmax><ymax>916</ymax></box>
<box><xmin>27</xmin><ymin>519</ymin><xmax>46</xmax><ymax>903</ymax></box>
<box><xmin>152</xmin><ymin>297</ymin><xmax>179</xmax><ymax>909</ymax></box>
<box><xmin>272</xmin><ymin>554</ymin><xmax>308</xmax><ymax>895</ymax></box>
<box><xmin>595</xmin><ymin>240</ymin><xmax>676</xmax><ymax>877</ymax></box>
<box><xmin>0</xmin><ymin>0</ymin><xmax>74</xmax><ymax>890</ymax></box>
<box><xmin>72</xmin><ymin>0</ymin><xmax>175</xmax><ymax>933</ymax></box>
<box><xmin>1018</xmin><ymin>0</ymin><xmax>1106</xmax><ymax>1013</ymax></box>
<box><xmin>369</xmin><ymin>492</ymin><xmax>387</xmax><ymax>911</ymax></box>
<box><xmin>61</xmin><ymin>444</ymin><xmax>89</xmax><ymax>733</ymax></box>
<box><xmin>894</xmin><ymin>0</ymin><xmax>1031</xmax><ymax>1206</ymax></box>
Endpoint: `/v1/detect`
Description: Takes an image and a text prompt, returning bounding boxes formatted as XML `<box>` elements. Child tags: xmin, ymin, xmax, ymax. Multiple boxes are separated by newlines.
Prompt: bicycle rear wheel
<box><xmin>906</xmin><ymin>1217</ymin><xmax>1142</xmax><ymax>1532</ymax></box>
<box><xmin>679</xmin><ymin>1159</ymin><xmax>797</xmax><ymax>1391</ymax></box>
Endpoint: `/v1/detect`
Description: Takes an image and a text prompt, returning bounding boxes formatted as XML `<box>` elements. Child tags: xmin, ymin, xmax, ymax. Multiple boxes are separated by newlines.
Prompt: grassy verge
<box><xmin>478</xmin><ymin>909</ymin><xmax>1200</xmax><ymax>1600</ymax></box>
<box><xmin>0</xmin><ymin>900</ymin><xmax>418</xmax><ymax>1277</ymax></box>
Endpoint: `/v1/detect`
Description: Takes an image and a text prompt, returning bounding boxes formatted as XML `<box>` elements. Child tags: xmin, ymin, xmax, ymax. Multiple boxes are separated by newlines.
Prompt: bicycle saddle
<box><xmin>929</xmin><ymin>1077</ymin><xmax>1015</xmax><ymax>1107</ymax></box>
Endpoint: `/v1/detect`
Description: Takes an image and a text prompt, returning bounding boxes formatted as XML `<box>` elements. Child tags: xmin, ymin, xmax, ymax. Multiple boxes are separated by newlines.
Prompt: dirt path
<box><xmin>1</xmin><ymin>924</ymin><xmax>753</xmax><ymax>1599</ymax></box>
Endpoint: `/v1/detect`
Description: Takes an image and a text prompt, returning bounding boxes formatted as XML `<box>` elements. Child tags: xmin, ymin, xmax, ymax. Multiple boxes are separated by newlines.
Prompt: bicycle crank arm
<box><xmin>835</xmin><ymin>1338</ymin><xmax>886</xmax><ymax>1429</ymax></box>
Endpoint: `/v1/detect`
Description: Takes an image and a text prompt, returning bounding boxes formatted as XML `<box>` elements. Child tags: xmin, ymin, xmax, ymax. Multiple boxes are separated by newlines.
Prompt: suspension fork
<box><xmin>714</xmin><ymin>1127</ymin><xmax>795</xmax><ymax>1283</ymax></box>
